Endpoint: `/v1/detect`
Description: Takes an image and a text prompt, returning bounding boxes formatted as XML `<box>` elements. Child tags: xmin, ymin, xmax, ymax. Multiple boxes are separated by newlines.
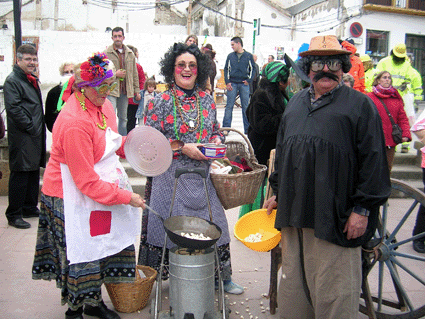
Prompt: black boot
<box><xmin>413</xmin><ymin>240</ymin><xmax>425</xmax><ymax>253</ymax></box>
<box><xmin>83</xmin><ymin>301</ymin><xmax>120</xmax><ymax>319</ymax></box>
<box><xmin>65</xmin><ymin>307</ymin><xmax>84</xmax><ymax>319</ymax></box>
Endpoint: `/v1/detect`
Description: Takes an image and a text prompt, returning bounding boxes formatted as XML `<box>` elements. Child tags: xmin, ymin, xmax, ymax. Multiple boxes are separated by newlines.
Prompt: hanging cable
<box><xmin>85</xmin><ymin>0</ymin><xmax>365</xmax><ymax>33</ymax></box>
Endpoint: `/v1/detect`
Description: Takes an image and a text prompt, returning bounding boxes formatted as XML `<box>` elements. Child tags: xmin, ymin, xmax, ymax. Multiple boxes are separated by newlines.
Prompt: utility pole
<box><xmin>187</xmin><ymin>0</ymin><xmax>192</xmax><ymax>35</ymax></box>
<box><xmin>13</xmin><ymin>0</ymin><xmax>22</xmax><ymax>50</ymax></box>
<box><xmin>35</xmin><ymin>0</ymin><xmax>41</xmax><ymax>29</ymax></box>
<box><xmin>54</xmin><ymin>0</ymin><xmax>59</xmax><ymax>30</ymax></box>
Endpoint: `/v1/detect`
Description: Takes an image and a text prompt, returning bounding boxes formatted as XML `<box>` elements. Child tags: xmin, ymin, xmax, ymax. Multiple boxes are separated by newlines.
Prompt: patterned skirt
<box><xmin>32</xmin><ymin>194</ymin><xmax>136</xmax><ymax>310</ymax></box>
<box><xmin>138</xmin><ymin>177</ymin><xmax>233</xmax><ymax>281</ymax></box>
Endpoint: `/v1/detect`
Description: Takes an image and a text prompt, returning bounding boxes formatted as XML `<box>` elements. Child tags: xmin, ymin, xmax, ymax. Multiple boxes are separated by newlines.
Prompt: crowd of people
<box><xmin>2</xmin><ymin>28</ymin><xmax>424</xmax><ymax>319</ymax></box>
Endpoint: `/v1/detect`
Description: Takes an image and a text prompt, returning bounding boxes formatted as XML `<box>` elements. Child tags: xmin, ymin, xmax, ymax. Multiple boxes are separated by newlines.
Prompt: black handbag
<box><xmin>377</xmin><ymin>97</ymin><xmax>403</xmax><ymax>145</ymax></box>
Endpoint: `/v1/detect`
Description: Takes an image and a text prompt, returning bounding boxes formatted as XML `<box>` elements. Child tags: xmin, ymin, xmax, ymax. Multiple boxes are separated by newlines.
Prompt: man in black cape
<box><xmin>264</xmin><ymin>35</ymin><xmax>391</xmax><ymax>319</ymax></box>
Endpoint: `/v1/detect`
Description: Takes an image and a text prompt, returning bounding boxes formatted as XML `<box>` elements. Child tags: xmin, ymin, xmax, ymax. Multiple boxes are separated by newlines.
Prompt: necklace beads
<box><xmin>76</xmin><ymin>92</ymin><xmax>107</xmax><ymax>130</ymax></box>
<box><xmin>76</xmin><ymin>92</ymin><xmax>87</xmax><ymax>111</ymax></box>
<box><xmin>172</xmin><ymin>86</ymin><xmax>204</xmax><ymax>143</ymax></box>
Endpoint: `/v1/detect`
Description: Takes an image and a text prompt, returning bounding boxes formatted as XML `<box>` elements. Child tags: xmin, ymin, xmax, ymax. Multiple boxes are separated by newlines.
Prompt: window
<box><xmin>366</xmin><ymin>30</ymin><xmax>389</xmax><ymax>66</ymax></box>
<box><xmin>365</xmin><ymin>0</ymin><xmax>391</xmax><ymax>5</ymax></box>
<box><xmin>408</xmin><ymin>0</ymin><xmax>425</xmax><ymax>10</ymax></box>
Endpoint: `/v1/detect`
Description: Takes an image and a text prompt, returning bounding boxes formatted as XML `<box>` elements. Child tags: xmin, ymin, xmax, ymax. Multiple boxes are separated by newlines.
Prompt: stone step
<box><xmin>393</xmin><ymin>150</ymin><xmax>421</xmax><ymax>166</ymax></box>
<box><xmin>391</xmin><ymin>164</ymin><xmax>423</xmax><ymax>180</ymax></box>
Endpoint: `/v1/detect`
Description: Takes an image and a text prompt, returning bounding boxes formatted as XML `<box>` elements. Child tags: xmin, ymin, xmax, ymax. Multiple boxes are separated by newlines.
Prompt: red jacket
<box><xmin>128</xmin><ymin>63</ymin><xmax>146</xmax><ymax>105</ymax></box>
<box><xmin>367</xmin><ymin>89</ymin><xmax>411</xmax><ymax>147</ymax></box>
<box><xmin>341</xmin><ymin>41</ymin><xmax>365</xmax><ymax>93</ymax></box>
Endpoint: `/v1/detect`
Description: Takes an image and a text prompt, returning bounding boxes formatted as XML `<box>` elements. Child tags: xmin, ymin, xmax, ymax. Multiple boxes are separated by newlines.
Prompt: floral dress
<box><xmin>138</xmin><ymin>85</ymin><xmax>233</xmax><ymax>280</ymax></box>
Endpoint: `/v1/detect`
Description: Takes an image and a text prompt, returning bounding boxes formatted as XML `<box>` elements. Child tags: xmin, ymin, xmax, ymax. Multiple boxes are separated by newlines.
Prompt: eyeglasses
<box><xmin>381</xmin><ymin>76</ymin><xmax>391</xmax><ymax>80</ymax></box>
<box><xmin>93</xmin><ymin>82</ymin><xmax>118</xmax><ymax>95</ymax></box>
<box><xmin>22</xmin><ymin>57</ymin><xmax>38</xmax><ymax>63</ymax></box>
<box><xmin>311</xmin><ymin>59</ymin><xmax>342</xmax><ymax>72</ymax></box>
<box><xmin>175</xmin><ymin>62</ymin><xmax>197</xmax><ymax>71</ymax></box>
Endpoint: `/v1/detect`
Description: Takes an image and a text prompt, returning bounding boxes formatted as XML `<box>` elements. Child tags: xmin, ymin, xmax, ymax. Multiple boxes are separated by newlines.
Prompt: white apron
<box><xmin>62</xmin><ymin>127</ymin><xmax>140</xmax><ymax>265</ymax></box>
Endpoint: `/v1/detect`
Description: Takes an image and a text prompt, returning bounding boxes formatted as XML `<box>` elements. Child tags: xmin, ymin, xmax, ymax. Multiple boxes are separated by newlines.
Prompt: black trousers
<box><xmin>413</xmin><ymin>167</ymin><xmax>425</xmax><ymax>242</ymax></box>
<box><xmin>127</xmin><ymin>103</ymin><xmax>138</xmax><ymax>134</ymax></box>
<box><xmin>5</xmin><ymin>169</ymin><xmax>40</xmax><ymax>221</ymax></box>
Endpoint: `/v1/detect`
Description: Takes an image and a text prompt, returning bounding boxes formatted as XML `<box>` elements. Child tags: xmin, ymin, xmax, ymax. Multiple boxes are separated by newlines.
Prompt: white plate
<box><xmin>124</xmin><ymin>126</ymin><xmax>172</xmax><ymax>177</ymax></box>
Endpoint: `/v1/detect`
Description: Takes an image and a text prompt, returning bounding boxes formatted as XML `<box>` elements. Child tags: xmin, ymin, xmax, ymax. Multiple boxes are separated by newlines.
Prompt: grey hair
<box><xmin>59</xmin><ymin>62</ymin><xmax>75</xmax><ymax>76</ymax></box>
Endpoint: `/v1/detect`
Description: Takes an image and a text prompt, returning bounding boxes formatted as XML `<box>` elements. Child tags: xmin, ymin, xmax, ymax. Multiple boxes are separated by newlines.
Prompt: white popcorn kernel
<box><xmin>244</xmin><ymin>232</ymin><xmax>263</xmax><ymax>242</ymax></box>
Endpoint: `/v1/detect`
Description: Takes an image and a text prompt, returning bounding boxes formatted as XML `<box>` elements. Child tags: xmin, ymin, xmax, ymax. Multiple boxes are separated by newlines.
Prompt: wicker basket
<box><xmin>210</xmin><ymin>128</ymin><xmax>267</xmax><ymax>210</ymax></box>
<box><xmin>105</xmin><ymin>265</ymin><xmax>157</xmax><ymax>313</ymax></box>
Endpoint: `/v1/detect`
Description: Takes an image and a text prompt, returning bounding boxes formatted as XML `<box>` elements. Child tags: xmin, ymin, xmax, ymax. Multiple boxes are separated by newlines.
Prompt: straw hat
<box><xmin>299</xmin><ymin>35</ymin><xmax>351</xmax><ymax>57</ymax></box>
<box><xmin>392</xmin><ymin>43</ymin><xmax>407</xmax><ymax>58</ymax></box>
<box><xmin>360</xmin><ymin>54</ymin><xmax>371</xmax><ymax>62</ymax></box>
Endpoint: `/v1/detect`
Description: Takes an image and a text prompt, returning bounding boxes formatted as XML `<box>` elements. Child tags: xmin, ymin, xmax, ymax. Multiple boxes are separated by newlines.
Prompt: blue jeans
<box><xmin>223</xmin><ymin>82</ymin><xmax>250</xmax><ymax>133</ymax></box>
<box><xmin>107</xmin><ymin>94</ymin><xmax>128</xmax><ymax>136</ymax></box>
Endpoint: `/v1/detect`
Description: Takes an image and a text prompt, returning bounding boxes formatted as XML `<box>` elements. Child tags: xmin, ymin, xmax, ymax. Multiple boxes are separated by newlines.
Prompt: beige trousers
<box><xmin>278</xmin><ymin>227</ymin><xmax>362</xmax><ymax>319</ymax></box>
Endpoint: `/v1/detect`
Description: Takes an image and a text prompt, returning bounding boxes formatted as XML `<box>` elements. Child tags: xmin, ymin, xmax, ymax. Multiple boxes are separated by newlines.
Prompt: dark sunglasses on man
<box><xmin>311</xmin><ymin>59</ymin><xmax>342</xmax><ymax>72</ymax></box>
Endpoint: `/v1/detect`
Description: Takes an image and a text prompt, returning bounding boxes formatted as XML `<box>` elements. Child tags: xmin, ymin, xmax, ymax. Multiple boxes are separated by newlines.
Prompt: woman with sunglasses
<box><xmin>32</xmin><ymin>53</ymin><xmax>145</xmax><ymax>319</ymax></box>
<box><xmin>138</xmin><ymin>43</ymin><xmax>244</xmax><ymax>295</ymax></box>
<box><xmin>367</xmin><ymin>71</ymin><xmax>411</xmax><ymax>172</ymax></box>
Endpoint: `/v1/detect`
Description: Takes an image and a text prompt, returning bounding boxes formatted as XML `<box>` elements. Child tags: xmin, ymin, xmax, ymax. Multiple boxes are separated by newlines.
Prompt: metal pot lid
<box><xmin>124</xmin><ymin>126</ymin><xmax>172</xmax><ymax>177</ymax></box>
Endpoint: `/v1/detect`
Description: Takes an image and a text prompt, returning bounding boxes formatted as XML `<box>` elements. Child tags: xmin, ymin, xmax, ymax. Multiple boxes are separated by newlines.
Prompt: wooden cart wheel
<box><xmin>360</xmin><ymin>178</ymin><xmax>425</xmax><ymax>319</ymax></box>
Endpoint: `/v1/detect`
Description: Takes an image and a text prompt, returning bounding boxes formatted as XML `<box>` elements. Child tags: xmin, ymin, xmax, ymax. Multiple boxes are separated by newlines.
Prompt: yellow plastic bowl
<box><xmin>234</xmin><ymin>209</ymin><xmax>281</xmax><ymax>252</ymax></box>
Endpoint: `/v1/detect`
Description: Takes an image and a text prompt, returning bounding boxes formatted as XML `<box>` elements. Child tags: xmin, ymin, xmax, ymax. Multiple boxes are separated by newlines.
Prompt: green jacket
<box><xmin>377</xmin><ymin>56</ymin><xmax>423</xmax><ymax>101</ymax></box>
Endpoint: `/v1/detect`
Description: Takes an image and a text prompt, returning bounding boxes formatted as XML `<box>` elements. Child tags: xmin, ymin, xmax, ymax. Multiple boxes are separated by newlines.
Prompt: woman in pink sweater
<box><xmin>367</xmin><ymin>70</ymin><xmax>411</xmax><ymax>172</ymax></box>
<box><xmin>32</xmin><ymin>53</ymin><xmax>145</xmax><ymax>319</ymax></box>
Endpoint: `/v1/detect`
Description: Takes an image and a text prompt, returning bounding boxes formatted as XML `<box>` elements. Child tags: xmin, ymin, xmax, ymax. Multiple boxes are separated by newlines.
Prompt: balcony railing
<box><xmin>364</xmin><ymin>0</ymin><xmax>425</xmax><ymax>13</ymax></box>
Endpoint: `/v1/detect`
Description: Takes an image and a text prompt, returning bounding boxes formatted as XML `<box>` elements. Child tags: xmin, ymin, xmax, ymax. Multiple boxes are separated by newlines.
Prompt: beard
<box><xmin>313</xmin><ymin>71</ymin><xmax>340</xmax><ymax>82</ymax></box>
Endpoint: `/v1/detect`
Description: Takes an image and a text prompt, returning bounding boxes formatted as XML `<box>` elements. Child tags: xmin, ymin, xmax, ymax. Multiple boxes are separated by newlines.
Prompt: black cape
<box><xmin>246</xmin><ymin>78</ymin><xmax>288</xmax><ymax>166</ymax></box>
<box><xmin>269</xmin><ymin>85</ymin><xmax>391</xmax><ymax>247</ymax></box>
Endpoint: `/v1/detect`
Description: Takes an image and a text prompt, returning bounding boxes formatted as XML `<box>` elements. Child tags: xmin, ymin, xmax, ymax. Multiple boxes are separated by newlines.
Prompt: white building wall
<box><xmin>1</xmin><ymin>0</ymin><xmax>186</xmax><ymax>33</ymax></box>
<box><xmin>353</xmin><ymin>11</ymin><xmax>425</xmax><ymax>54</ymax></box>
<box><xmin>286</xmin><ymin>0</ymin><xmax>425</xmax><ymax>59</ymax></box>
<box><xmin>243</xmin><ymin>0</ymin><xmax>293</xmax><ymax>64</ymax></box>
<box><xmin>197</xmin><ymin>0</ymin><xmax>297</xmax><ymax>65</ymax></box>
<box><xmin>289</xmin><ymin>0</ymin><xmax>361</xmax><ymax>42</ymax></box>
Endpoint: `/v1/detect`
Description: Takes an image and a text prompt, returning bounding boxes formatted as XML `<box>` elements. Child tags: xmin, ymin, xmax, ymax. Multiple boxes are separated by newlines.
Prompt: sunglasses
<box><xmin>93</xmin><ymin>82</ymin><xmax>118</xmax><ymax>95</ymax></box>
<box><xmin>311</xmin><ymin>59</ymin><xmax>342</xmax><ymax>72</ymax></box>
<box><xmin>175</xmin><ymin>62</ymin><xmax>197</xmax><ymax>71</ymax></box>
<box><xmin>63</xmin><ymin>70</ymin><xmax>74</xmax><ymax>75</ymax></box>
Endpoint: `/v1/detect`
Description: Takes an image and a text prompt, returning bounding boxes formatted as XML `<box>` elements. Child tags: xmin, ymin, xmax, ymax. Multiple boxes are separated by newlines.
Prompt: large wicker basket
<box><xmin>105</xmin><ymin>265</ymin><xmax>157</xmax><ymax>313</ymax></box>
<box><xmin>210</xmin><ymin>128</ymin><xmax>267</xmax><ymax>210</ymax></box>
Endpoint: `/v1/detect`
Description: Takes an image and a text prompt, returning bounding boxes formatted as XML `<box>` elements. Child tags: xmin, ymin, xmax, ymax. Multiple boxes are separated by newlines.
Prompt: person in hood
<box><xmin>264</xmin><ymin>35</ymin><xmax>391</xmax><ymax>319</ymax></box>
<box><xmin>341</xmin><ymin>39</ymin><xmax>365</xmax><ymax>92</ymax></box>
<box><xmin>45</xmin><ymin>62</ymin><xmax>75</xmax><ymax>132</ymax></box>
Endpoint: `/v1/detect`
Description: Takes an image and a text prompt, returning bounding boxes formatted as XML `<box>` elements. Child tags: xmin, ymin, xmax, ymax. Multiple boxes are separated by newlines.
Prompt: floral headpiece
<box><xmin>77</xmin><ymin>52</ymin><xmax>114</xmax><ymax>88</ymax></box>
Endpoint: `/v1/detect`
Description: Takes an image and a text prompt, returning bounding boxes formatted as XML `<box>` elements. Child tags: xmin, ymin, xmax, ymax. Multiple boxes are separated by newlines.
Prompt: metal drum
<box><xmin>169</xmin><ymin>247</ymin><xmax>215</xmax><ymax>319</ymax></box>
